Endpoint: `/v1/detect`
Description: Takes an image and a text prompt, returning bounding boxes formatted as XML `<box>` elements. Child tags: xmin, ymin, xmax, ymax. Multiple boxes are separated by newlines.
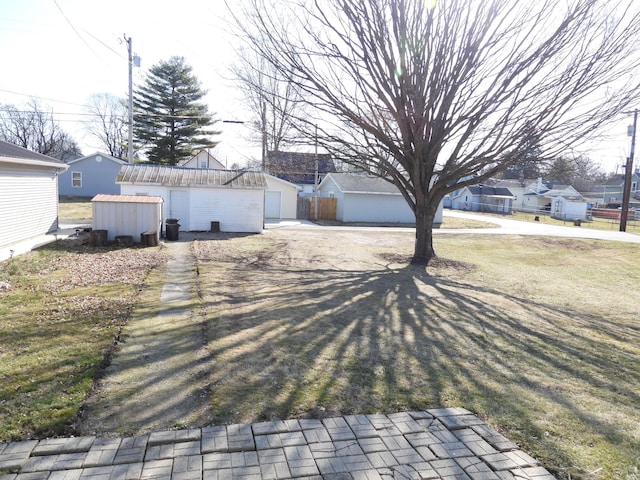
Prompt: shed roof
<box><xmin>0</xmin><ymin>140</ymin><xmax>68</xmax><ymax>169</ymax></box>
<box><xmin>117</xmin><ymin>164</ymin><xmax>267</xmax><ymax>188</ymax></box>
<box><xmin>321</xmin><ymin>173</ymin><xmax>401</xmax><ymax>194</ymax></box>
<box><xmin>92</xmin><ymin>194</ymin><xmax>163</xmax><ymax>204</ymax></box>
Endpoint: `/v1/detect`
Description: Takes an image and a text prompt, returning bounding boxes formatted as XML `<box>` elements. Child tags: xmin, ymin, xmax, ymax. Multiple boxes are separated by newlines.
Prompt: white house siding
<box><xmin>0</xmin><ymin>163</ymin><xmax>59</xmax><ymax>249</ymax></box>
<box><xmin>92</xmin><ymin>195</ymin><xmax>163</xmax><ymax>242</ymax></box>
<box><xmin>343</xmin><ymin>193</ymin><xmax>415</xmax><ymax>223</ymax></box>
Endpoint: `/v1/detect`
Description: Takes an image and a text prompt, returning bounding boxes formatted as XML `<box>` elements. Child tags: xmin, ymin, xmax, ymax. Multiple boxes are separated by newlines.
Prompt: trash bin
<box><xmin>165</xmin><ymin>219</ymin><xmax>180</xmax><ymax>241</ymax></box>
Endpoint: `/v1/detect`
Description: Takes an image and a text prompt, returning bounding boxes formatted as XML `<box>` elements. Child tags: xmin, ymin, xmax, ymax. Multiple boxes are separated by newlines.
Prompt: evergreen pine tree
<box><xmin>133</xmin><ymin>56</ymin><xmax>219</xmax><ymax>165</ymax></box>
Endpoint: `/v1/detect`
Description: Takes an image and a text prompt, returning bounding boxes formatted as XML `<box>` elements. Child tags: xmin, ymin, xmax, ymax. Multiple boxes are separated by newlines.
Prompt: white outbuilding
<box><xmin>117</xmin><ymin>165</ymin><xmax>267</xmax><ymax>233</ymax></box>
<box><xmin>91</xmin><ymin>194</ymin><xmax>163</xmax><ymax>243</ymax></box>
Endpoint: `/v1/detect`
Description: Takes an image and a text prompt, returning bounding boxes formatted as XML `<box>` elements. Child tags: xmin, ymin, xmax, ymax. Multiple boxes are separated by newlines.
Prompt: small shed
<box><xmin>92</xmin><ymin>194</ymin><xmax>163</xmax><ymax>243</ymax></box>
<box><xmin>550</xmin><ymin>196</ymin><xmax>588</xmax><ymax>221</ymax></box>
<box><xmin>264</xmin><ymin>173</ymin><xmax>299</xmax><ymax>219</ymax></box>
<box><xmin>58</xmin><ymin>152</ymin><xmax>127</xmax><ymax>196</ymax></box>
<box><xmin>318</xmin><ymin>172</ymin><xmax>443</xmax><ymax>224</ymax></box>
<box><xmin>117</xmin><ymin>165</ymin><xmax>267</xmax><ymax>233</ymax></box>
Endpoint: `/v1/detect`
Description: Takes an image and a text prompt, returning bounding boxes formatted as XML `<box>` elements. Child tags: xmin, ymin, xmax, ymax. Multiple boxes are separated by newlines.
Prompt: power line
<box><xmin>81</xmin><ymin>27</ymin><xmax>126</xmax><ymax>61</ymax></box>
<box><xmin>0</xmin><ymin>88</ymin><xmax>86</xmax><ymax>107</ymax></box>
<box><xmin>52</xmin><ymin>0</ymin><xmax>102</xmax><ymax>61</ymax></box>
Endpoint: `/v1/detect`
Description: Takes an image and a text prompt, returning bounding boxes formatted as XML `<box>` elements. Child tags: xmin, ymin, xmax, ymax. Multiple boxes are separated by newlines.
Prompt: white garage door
<box><xmin>265</xmin><ymin>190</ymin><xmax>282</xmax><ymax>219</ymax></box>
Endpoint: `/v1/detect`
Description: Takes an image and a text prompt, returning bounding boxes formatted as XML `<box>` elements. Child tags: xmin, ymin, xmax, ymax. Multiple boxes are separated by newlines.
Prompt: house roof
<box><xmin>321</xmin><ymin>172</ymin><xmax>402</xmax><ymax>195</ymax></box>
<box><xmin>602</xmin><ymin>171</ymin><xmax>640</xmax><ymax>187</ymax></box>
<box><xmin>66</xmin><ymin>152</ymin><xmax>127</xmax><ymax>166</ymax></box>
<box><xmin>268</xmin><ymin>150</ymin><xmax>336</xmax><ymax>185</ymax></box>
<box><xmin>468</xmin><ymin>185</ymin><xmax>515</xmax><ymax>197</ymax></box>
<box><xmin>117</xmin><ymin>164</ymin><xmax>267</xmax><ymax>189</ymax></box>
<box><xmin>0</xmin><ymin>140</ymin><xmax>68</xmax><ymax>170</ymax></box>
<box><xmin>92</xmin><ymin>194</ymin><xmax>163</xmax><ymax>204</ymax></box>
<box><xmin>179</xmin><ymin>150</ymin><xmax>225</xmax><ymax>168</ymax></box>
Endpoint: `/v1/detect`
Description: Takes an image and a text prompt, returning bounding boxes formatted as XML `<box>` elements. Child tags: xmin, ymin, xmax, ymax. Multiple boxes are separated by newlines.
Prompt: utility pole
<box><xmin>620</xmin><ymin>109</ymin><xmax>637</xmax><ymax>232</ymax></box>
<box><xmin>125</xmin><ymin>35</ymin><xmax>134</xmax><ymax>164</ymax></box>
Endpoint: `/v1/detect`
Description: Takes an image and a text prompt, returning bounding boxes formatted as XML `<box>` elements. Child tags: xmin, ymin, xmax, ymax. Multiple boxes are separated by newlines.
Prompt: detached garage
<box><xmin>117</xmin><ymin>165</ymin><xmax>267</xmax><ymax>233</ymax></box>
<box><xmin>318</xmin><ymin>172</ymin><xmax>443</xmax><ymax>225</ymax></box>
<box><xmin>264</xmin><ymin>173</ymin><xmax>299</xmax><ymax>219</ymax></box>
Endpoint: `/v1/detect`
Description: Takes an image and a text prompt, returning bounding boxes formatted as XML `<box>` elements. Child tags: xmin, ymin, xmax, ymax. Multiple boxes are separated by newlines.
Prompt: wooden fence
<box><xmin>297</xmin><ymin>197</ymin><xmax>337</xmax><ymax>221</ymax></box>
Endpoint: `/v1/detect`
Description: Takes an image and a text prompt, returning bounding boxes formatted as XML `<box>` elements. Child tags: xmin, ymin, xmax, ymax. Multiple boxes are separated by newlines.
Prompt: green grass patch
<box><xmin>0</xmin><ymin>243</ymin><xmax>165</xmax><ymax>441</ymax></box>
<box><xmin>58</xmin><ymin>196</ymin><xmax>93</xmax><ymax>221</ymax></box>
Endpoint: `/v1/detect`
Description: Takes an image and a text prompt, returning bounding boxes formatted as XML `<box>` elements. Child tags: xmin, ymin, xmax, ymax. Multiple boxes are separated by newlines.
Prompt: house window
<box><xmin>199</xmin><ymin>159</ymin><xmax>207</xmax><ymax>169</ymax></box>
<box><xmin>632</xmin><ymin>181</ymin><xmax>638</xmax><ymax>193</ymax></box>
<box><xmin>72</xmin><ymin>171</ymin><xmax>82</xmax><ymax>188</ymax></box>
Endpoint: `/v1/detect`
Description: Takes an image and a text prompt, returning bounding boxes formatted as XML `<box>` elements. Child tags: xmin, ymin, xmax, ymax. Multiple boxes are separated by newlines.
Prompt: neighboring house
<box><xmin>117</xmin><ymin>165</ymin><xmax>267</xmax><ymax>233</ymax></box>
<box><xmin>0</xmin><ymin>140</ymin><xmax>68</xmax><ymax>252</ymax></box>
<box><xmin>450</xmin><ymin>185</ymin><xmax>515</xmax><ymax>214</ymax></box>
<box><xmin>519</xmin><ymin>178</ymin><xmax>588</xmax><ymax>219</ymax></box>
<box><xmin>317</xmin><ymin>172</ymin><xmax>443</xmax><ymax>224</ymax></box>
<box><xmin>601</xmin><ymin>170</ymin><xmax>640</xmax><ymax>207</ymax></box>
<box><xmin>179</xmin><ymin>150</ymin><xmax>225</xmax><ymax>170</ymax></box>
<box><xmin>264</xmin><ymin>173</ymin><xmax>299</xmax><ymax>219</ymax></box>
<box><xmin>267</xmin><ymin>150</ymin><xmax>336</xmax><ymax>196</ymax></box>
<box><xmin>58</xmin><ymin>152</ymin><xmax>127</xmax><ymax>197</ymax></box>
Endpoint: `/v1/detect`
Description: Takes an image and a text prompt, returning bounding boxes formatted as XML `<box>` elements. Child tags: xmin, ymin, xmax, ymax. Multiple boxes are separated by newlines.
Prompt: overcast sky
<box><xmin>0</xmin><ymin>0</ymin><xmax>634</xmax><ymax>173</ymax></box>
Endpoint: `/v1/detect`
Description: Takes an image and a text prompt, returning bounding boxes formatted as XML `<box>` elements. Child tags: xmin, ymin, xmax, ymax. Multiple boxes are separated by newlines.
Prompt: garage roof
<box><xmin>117</xmin><ymin>165</ymin><xmax>267</xmax><ymax>189</ymax></box>
<box><xmin>320</xmin><ymin>172</ymin><xmax>402</xmax><ymax>195</ymax></box>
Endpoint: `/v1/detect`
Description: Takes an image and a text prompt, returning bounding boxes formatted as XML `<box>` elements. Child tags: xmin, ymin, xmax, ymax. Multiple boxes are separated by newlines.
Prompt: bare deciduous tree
<box><xmin>230</xmin><ymin>49</ymin><xmax>308</xmax><ymax>168</ymax></box>
<box><xmin>231</xmin><ymin>0</ymin><xmax>640</xmax><ymax>264</ymax></box>
<box><xmin>84</xmin><ymin>93</ymin><xmax>128</xmax><ymax>159</ymax></box>
<box><xmin>0</xmin><ymin>98</ymin><xmax>82</xmax><ymax>160</ymax></box>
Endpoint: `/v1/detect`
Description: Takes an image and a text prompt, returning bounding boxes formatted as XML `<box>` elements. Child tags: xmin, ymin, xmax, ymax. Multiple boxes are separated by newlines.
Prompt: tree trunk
<box><xmin>411</xmin><ymin>202</ymin><xmax>437</xmax><ymax>266</ymax></box>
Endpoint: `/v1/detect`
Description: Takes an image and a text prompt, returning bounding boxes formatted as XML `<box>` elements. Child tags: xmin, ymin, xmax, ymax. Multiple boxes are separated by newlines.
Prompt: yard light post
<box><xmin>620</xmin><ymin>109</ymin><xmax>637</xmax><ymax>232</ymax></box>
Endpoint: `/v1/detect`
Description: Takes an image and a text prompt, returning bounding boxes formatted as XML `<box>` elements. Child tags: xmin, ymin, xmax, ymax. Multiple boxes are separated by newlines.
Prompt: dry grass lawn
<box><xmin>193</xmin><ymin>229</ymin><xmax>639</xmax><ymax>480</ymax></box>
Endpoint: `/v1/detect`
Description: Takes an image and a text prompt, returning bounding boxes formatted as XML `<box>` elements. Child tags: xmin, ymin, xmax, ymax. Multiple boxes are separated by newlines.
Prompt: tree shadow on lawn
<box><xmin>198</xmin><ymin>257</ymin><xmax>639</xmax><ymax>479</ymax></box>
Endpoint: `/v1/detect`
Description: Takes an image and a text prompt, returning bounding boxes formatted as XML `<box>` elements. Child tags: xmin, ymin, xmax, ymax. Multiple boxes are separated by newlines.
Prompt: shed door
<box><xmin>265</xmin><ymin>191</ymin><xmax>282</xmax><ymax>219</ymax></box>
<box><xmin>169</xmin><ymin>190</ymin><xmax>189</xmax><ymax>230</ymax></box>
